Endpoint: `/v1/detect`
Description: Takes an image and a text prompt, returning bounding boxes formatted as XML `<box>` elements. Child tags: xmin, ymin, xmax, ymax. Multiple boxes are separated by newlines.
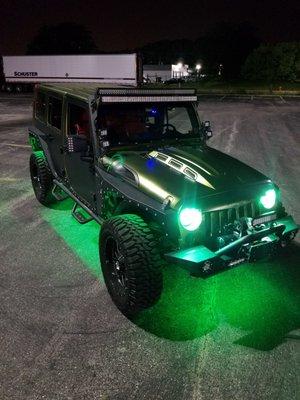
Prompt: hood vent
<box><xmin>149</xmin><ymin>151</ymin><xmax>215</xmax><ymax>190</ymax></box>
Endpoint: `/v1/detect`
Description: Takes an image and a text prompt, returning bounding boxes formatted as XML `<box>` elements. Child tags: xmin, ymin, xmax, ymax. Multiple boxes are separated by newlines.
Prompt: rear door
<box><xmin>44</xmin><ymin>94</ymin><xmax>64</xmax><ymax>177</ymax></box>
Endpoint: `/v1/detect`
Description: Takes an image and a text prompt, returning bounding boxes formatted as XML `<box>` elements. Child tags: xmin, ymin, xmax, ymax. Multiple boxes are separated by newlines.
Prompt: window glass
<box><xmin>48</xmin><ymin>96</ymin><xmax>62</xmax><ymax>130</ymax></box>
<box><xmin>98</xmin><ymin>102</ymin><xmax>199</xmax><ymax>146</ymax></box>
<box><xmin>167</xmin><ymin>106</ymin><xmax>192</xmax><ymax>133</ymax></box>
<box><xmin>68</xmin><ymin>103</ymin><xmax>90</xmax><ymax>140</ymax></box>
<box><xmin>35</xmin><ymin>92</ymin><xmax>46</xmax><ymax>121</ymax></box>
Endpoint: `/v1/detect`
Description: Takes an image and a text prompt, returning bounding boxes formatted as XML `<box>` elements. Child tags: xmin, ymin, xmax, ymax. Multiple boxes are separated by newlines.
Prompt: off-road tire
<box><xmin>30</xmin><ymin>152</ymin><xmax>55</xmax><ymax>205</ymax></box>
<box><xmin>100</xmin><ymin>214</ymin><xmax>163</xmax><ymax>316</ymax></box>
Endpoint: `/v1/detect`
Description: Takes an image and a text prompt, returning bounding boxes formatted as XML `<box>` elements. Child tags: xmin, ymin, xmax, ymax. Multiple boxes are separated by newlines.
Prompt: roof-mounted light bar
<box><xmin>97</xmin><ymin>88</ymin><xmax>196</xmax><ymax>96</ymax></box>
<box><xmin>101</xmin><ymin>95</ymin><xmax>198</xmax><ymax>103</ymax></box>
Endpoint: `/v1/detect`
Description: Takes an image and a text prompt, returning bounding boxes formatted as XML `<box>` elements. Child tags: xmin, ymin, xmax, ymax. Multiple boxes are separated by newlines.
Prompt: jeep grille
<box><xmin>204</xmin><ymin>201</ymin><xmax>260</xmax><ymax>237</ymax></box>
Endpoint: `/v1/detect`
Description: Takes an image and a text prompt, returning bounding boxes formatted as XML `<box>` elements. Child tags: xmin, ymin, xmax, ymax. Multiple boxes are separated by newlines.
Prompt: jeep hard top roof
<box><xmin>37</xmin><ymin>83</ymin><xmax>197</xmax><ymax>103</ymax></box>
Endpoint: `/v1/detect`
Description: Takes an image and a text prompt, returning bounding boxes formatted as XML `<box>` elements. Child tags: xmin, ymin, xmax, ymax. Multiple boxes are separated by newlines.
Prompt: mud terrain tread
<box><xmin>100</xmin><ymin>214</ymin><xmax>163</xmax><ymax>315</ymax></box>
<box><xmin>30</xmin><ymin>152</ymin><xmax>55</xmax><ymax>205</ymax></box>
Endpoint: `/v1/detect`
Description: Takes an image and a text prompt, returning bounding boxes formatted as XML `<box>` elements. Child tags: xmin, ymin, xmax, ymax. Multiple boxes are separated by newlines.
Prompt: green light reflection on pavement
<box><xmin>134</xmin><ymin>246</ymin><xmax>300</xmax><ymax>349</ymax></box>
<box><xmin>41</xmin><ymin>198</ymin><xmax>102</xmax><ymax>278</ymax></box>
<box><xmin>41</xmin><ymin>199</ymin><xmax>300</xmax><ymax>349</ymax></box>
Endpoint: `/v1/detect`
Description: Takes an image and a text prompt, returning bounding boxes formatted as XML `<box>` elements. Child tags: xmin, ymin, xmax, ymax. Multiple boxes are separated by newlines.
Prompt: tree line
<box><xmin>25</xmin><ymin>22</ymin><xmax>300</xmax><ymax>81</ymax></box>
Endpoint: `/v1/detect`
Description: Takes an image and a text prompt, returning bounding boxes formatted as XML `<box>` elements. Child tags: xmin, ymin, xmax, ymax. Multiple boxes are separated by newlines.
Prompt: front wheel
<box><xmin>100</xmin><ymin>214</ymin><xmax>163</xmax><ymax>316</ymax></box>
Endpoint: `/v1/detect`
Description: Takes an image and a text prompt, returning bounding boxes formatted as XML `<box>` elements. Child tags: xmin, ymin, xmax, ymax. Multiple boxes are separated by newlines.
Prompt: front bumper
<box><xmin>165</xmin><ymin>216</ymin><xmax>299</xmax><ymax>276</ymax></box>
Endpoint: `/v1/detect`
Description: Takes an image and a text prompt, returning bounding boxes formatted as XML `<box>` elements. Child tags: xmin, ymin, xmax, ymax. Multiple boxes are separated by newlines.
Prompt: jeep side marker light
<box><xmin>179</xmin><ymin>208</ymin><xmax>203</xmax><ymax>231</ymax></box>
<box><xmin>260</xmin><ymin>189</ymin><xmax>276</xmax><ymax>209</ymax></box>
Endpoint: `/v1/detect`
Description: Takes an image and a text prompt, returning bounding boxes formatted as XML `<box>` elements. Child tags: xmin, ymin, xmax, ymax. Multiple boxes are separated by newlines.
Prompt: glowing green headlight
<box><xmin>260</xmin><ymin>189</ymin><xmax>276</xmax><ymax>209</ymax></box>
<box><xmin>179</xmin><ymin>207</ymin><xmax>203</xmax><ymax>231</ymax></box>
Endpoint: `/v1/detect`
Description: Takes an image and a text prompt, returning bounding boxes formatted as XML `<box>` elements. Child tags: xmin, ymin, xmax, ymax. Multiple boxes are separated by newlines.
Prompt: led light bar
<box><xmin>97</xmin><ymin>88</ymin><xmax>196</xmax><ymax>96</ymax></box>
<box><xmin>101</xmin><ymin>96</ymin><xmax>198</xmax><ymax>103</ymax></box>
<box><xmin>252</xmin><ymin>213</ymin><xmax>277</xmax><ymax>226</ymax></box>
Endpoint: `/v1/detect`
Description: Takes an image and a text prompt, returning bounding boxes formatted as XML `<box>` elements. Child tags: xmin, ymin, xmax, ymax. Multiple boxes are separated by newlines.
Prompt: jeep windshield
<box><xmin>97</xmin><ymin>102</ymin><xmax>200</xmax><ymax>146</ymax></box>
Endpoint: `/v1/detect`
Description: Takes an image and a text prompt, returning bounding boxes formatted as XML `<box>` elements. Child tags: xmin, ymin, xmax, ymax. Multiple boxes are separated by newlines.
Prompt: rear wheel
<box><xmin>30</xmin><ymin>152</ymin><xmax>55</xmax><ymax>205</ymax></box>
<box><xmin>100</xmin><ymin>214</ymin><xmax>163</xmax><ymax>316</ymax></box>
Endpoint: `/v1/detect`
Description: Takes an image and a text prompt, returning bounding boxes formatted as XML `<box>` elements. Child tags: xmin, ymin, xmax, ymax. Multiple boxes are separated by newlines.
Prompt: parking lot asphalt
<box><xmin>0</xmin><ymin>94</ymin><xmax>299</xmax><ymax>400</ymax></box>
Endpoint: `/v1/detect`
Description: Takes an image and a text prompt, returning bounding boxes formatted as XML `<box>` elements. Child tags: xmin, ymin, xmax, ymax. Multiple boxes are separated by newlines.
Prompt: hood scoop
<box><xmin>149</xmin><ymin>150</ymin><xmax>215</xmax><ymax>190</ymax></box>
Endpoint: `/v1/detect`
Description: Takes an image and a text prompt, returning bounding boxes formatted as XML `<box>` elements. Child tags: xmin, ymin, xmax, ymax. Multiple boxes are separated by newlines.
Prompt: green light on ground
<box><xmin>133</xmin><ymin>245</ymin><xmax>300</xmax><ymax>349</ymax></box>
<box><xmin>41</xmin><ymin>199</ymin><xmax>300</xmax><ymax>350</ymax></box>
<box><xmin>41</xmin><ymin>199</ymin><xmax>101</xmax><ymax>278</ymax></box>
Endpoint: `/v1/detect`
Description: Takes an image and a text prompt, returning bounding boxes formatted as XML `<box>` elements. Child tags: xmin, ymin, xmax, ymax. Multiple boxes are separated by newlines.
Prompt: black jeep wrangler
<box><xmin>29</xmin><ymin>84</ymin><xmax>298</xmax><ymax>315</ymax></box>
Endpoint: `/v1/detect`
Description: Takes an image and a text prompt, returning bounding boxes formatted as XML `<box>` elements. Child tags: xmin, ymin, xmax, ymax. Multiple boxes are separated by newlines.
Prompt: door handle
<box><xmin>60</xmin><ymin>145</ymin><xmax>68</xmax><ymax>154</ymax></box>
<box><xmin>80</xmin><ymin>155</ymin><xmax>93</xmax><ymax>163</ymax></box>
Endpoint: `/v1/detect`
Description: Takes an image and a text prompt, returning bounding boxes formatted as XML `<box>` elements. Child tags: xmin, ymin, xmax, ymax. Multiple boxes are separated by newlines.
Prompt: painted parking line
<box><xmin>285</xmin><ymin>334</ymin><xmax>300</xmax><ymax>341</ymax></box>
<box><xmin>0</xmin><ymin>95</ymin><xmax>32</xmax><ymax>100</ymax></box>
<box><xmin>0</xmin><ymin>187</ymin><xmax>33</xmax><ymax>215</ymax></box>
<box><xmin>279</xmin><ymin>95</ymin><xmax>287</xmax><ymax>103</ymax></box>
<box><xmin>1</xmin><ymin>143</ymin><xmax>31</xmax><ymax>148</ymax></box>
<box><xmin>0</xmin><ymin>177</ymin><xmax>19</xmax><ymax>182</ymax></box>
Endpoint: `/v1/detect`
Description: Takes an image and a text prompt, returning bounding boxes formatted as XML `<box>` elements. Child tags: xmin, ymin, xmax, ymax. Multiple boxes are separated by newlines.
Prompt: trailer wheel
<box><xmin>30</xmin><ymin>152</ymin><xmax>55</xmax><ymax>205</ymax></box>
<box><xmin>6</xmin><ymin>84</ymin><xmax>13</xmax><ymax>93</ymax></box>
<box><xmin>100</xmin><ymin>214</ymin><xmax>163</xmax><ymax>316</ymax></box>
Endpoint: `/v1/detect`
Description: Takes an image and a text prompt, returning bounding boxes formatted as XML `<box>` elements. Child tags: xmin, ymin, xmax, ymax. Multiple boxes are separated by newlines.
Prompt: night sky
<box><xmin>1</xmin><ymin>0</ymin><xmax>300</xmax><ymax>55</ymax></box>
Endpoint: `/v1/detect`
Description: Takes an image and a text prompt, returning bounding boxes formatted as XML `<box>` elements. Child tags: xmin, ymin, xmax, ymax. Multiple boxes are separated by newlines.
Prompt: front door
<box><xmin>64</xmin><ymin>100</ymin><xmax>96</xmax><ymax>211</ymax></box>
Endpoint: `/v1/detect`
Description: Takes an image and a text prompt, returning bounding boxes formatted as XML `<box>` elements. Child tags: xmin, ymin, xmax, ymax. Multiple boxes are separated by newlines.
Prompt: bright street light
<box><xmin>196</xmin><ymin>63</ymin><xmax>202</xmax><ymax>71</ymax></box>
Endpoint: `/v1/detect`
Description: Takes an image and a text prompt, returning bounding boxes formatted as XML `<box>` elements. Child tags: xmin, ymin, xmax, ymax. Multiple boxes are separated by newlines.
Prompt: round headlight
<box><xmin>179</xmin><ymin>207</ymin><xmax>203</xmax><ymax>231</ymax></box>
<box><xmin>260</xmin><ymin>189</ymin><xmax>276</xmax><ymax>209</ymax></box>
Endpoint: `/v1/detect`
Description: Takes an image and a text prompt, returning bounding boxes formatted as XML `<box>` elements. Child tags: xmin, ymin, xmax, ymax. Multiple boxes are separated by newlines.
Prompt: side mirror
<box><xmin>67</xmin><ymin>135</ymin><xmax>88</xmax><ymax>153</ymax></box>
<box><xmin>202</xmin><ymin>121</ymin><xmax>213</xmax><ymax>140</ymax></box>
<box><xmin>206</xmin><ymin>129</ymin><xmax>213</xmax><ymax>139</ymax></box>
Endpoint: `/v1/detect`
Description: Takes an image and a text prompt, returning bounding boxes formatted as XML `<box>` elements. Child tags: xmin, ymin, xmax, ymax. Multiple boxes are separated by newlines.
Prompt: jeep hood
<box><xmin>111</xmin><ymin>145</ymin><xmax>271</xmax><ymax>210</ymax></box>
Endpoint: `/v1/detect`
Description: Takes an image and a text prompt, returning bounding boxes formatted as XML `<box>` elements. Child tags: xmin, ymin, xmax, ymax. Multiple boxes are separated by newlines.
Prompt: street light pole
<box><xmin>195</xmin><ymin>63</ymin><xmax>202</xmax><ymax>80</ymax></box>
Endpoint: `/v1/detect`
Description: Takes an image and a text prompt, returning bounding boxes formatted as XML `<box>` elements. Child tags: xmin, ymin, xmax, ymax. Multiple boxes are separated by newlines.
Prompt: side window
<box><xmin>35</xmin><ymin>92</ymin><xmax>46</xmax><ymax>122</ymax></box>
<box><xmin>68</xmin><ymin>103</ymin><xmax>90</xmax><ymax>141</ymax></box>
<box><xmin>48</xmin><ymin>96</ymin><xmax>62</xmax><ymax>130</ymax></box>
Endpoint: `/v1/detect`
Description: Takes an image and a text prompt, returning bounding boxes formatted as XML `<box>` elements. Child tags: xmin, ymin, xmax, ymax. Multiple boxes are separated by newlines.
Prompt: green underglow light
<box><xmin>260</xmin><ymin>189</ymin><xmax>276</xmax><ymax>209</ymax></box>
<box><xmin>41</xmin><ymin>199</ymin><xmax>101</xmax><ymax>278</ymax></box>
<box><xmin>133</xmin><ymin>249</ymin><xmax>300</xmax><ymax>348</ymax></box>
<box><xmin>179</xmin><ymin>207</ymin><xmax>202</xmax><ymax>231</ymax></box>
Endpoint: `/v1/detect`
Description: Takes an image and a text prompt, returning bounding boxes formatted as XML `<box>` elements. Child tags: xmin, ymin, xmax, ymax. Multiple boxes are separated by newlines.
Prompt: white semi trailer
<box><xmin>1</xmin><ymin>54</ymin><xmax>141</xmax><ymax>92</ymax></box>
